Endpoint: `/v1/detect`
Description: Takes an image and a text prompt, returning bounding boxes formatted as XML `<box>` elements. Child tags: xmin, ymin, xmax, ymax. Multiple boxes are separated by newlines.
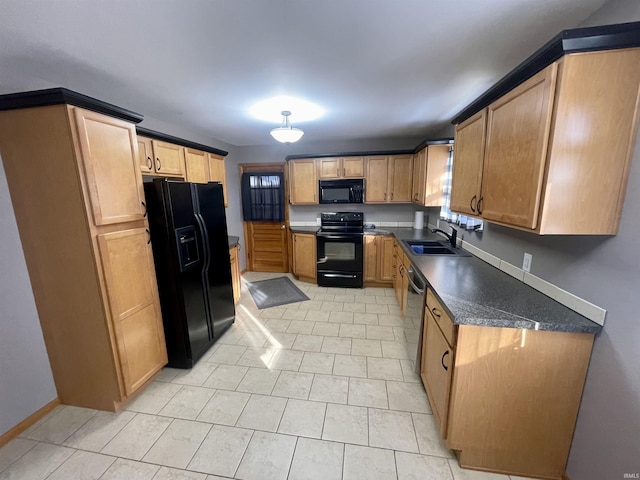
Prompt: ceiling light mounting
<box><xmin>270</xmin><ymin>110</ymin><xmax>304</xmax><ymax>143</ymax></box>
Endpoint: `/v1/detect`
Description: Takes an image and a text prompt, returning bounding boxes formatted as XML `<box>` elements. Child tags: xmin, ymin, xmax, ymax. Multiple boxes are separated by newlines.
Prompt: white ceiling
<box><xmin>0</xmin><ymin>0</ymin><xmax>610</xmax><ymax>147</ymax></box>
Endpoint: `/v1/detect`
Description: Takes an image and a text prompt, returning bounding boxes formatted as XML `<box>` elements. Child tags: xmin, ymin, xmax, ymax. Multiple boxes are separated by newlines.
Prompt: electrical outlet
<box><xmin>316</xmin><ymin>217</ymin><xmax>321</xmax><ymax>226</ymax></box>
<box><xmin>522</xmin><ymin>253</ymin><xmax>532</xmax><ymax>273</ymax></box>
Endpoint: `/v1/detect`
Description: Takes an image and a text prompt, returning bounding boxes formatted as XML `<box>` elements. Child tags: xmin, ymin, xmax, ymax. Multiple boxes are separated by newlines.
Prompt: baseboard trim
<box><xmin>0</xmin><ymin>398</ymin><xmax>60</xmax><ymax>448</ymax></box>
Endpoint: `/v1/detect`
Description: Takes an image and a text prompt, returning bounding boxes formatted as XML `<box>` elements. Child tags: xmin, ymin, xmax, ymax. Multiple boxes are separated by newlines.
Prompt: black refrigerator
<box><xmin>144</xmin><ymin>179</ymin><xmax>235</xmax><ymax>368</ymax></box>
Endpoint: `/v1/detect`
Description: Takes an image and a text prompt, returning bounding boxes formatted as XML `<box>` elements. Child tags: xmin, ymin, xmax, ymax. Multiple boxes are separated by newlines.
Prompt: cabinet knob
<box><xmin>155</xmin><ymin>157</ymin><xmax>161</xmax><ymax>171</ymax></box>
<box><xmin>146</xmin><ymin>156</ymin><xmax>153</xmax><ymax>170</ymax></box>
<box><xmin>431</xmin><ymin>307</ymin><xmax>442</xmax><ymax>318</ymax></box>
<box><xmin>477</xmin><ymin>196</ymin><xmax>484</xmax><ymax>215</ymax></box>
<box><xmin>146</xmin><ymin>228</ymin><xmax>151</xmax><ymax>244</ymax></box>
<box><xmin>141</xmin><ymin>201</ymin><xmax>147</xmax><ymax>217</ymax></box>
<box><xmin>470</xmin><ymin>195</ymin><xmax>477</xmax><ymax>213</ymax></box>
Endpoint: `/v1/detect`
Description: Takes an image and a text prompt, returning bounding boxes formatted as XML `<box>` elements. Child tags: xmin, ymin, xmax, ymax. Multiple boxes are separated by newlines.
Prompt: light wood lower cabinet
<box><xmin>292</xmin><ymin>233</ymin><xmax>316</xmax><ymax>282</ymax></box>
<box><xmin>229</xmin><ymin>244</ymin><xmax>241</xmax><ymax>303</ymax></box>
<box><xmin>420</xmin><ymin>288</ymin><xmax>595</xmax><ymax>479</ymax></box>
<box><xmin>420</xmin><ymin>311</ymin><xmax>454</xmax><ymax>437</ymax></box>
<box><xmin>0</xmin><ymin>104</ymin><xmax>167</xmax><ymax>411</ymax></box>
<box><xmin>364</xmin><ymin>235</ymin><xmax>394</xmax><ymax>285</ymax></box>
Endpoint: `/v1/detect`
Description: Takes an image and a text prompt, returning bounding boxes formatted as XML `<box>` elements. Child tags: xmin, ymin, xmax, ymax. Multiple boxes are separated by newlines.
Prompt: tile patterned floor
<box><xmin>0</xmin><ymin>272</ymin><xmax>537</xmax><ymax>480</ymax></box>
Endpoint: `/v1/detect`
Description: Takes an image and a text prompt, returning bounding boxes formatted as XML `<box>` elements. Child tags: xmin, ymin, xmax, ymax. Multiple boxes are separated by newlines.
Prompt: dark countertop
<box><xmin>228</xmin><ymin>236</ymin><xmax>240</xmax><ymax>248</ymax></box>
<box><xmin>383</xmin><ymin>227</ymin><xmax>601</xmax><ymax>335</ymax></box>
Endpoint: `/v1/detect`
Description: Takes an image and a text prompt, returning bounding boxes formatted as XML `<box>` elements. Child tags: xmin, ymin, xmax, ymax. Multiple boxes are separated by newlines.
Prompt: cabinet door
<box><xmin>151</xmin><ymin>140</ymin><xmax>185</xmax><ymax>177</ymax></box>
<box><xmin>74</xmin><ymin>108</ymin><xmax>145</xmax><ymax>227</ymax></box>
<box><xmin>364</xmin><ymin>236</ymin><xmax>378</xmax><ymax>282</ymax></box>
<box><xmin>420</xmin><ymin>312</ymin><xmax>454</xmax><ymax>436</ymax></box>
<box><xmin>98</xmin><ymin>228</ymin><xmax>167</xmax><ymax>396</ymax></box>
<box><xmin>138</xmin><ymin>137</ymin><xmax>154</xmax><ymax>175</ymax></box>
<box><xmin>378</xmin><ymin>236</ymin><xmax>395</xmax><ymax>282</ymax></box>
<box><xmin>424</xmin><ymin>145</ymin><xmax>450</xmax><ymax>207</ymax></box>
<box><xmin>293</xmin><ymin>233</ymin><xmax>316</xmax><ymax>279</ymax></box>
<box><xmin>229</xmin><ymin>245</ymin><xmax>241</xmax><ymax>304</ymax></box>
<box><xmin>185</xmin><ymin>148</ymin><xmax>209</xmax><ymax>184</ymax></box>
<box><xmin>394</xmin><ymin>247</ymin><xmax>404</xmax><ymax>306</ymax></box>
<box><xmin>208</xmin><ymin>154</ymin><xmax>228</xmax><ymax>207</ymax></box>
<box><xmin>365</xmin><ymin>156</ymin><xmax>388</xmax><ymax>203</ymax></box>
<box><xmin>400</xmin><ymin>253</ymin><xmax>410</xmax><ymax>316</ymax></box>
<box><xmin>389</xmin><ymin>155</ymin><xmax>414</xmax><ymax>202</ymax></box>
<box><xmin>318</xmin><ymin>158</ymin><xmax>340</xmax><ymax>179</ymax></box>
<box><xmin>450</xmin><ymin>110</ymin><xmax>486</xmax><ymax>216</ymax></box>
<box><xmin>342</xmin><ymin>157</ymin><xmax>365</xmax><ymax>178</ymax></box>
<box><xmin>482</xmin><ymin>64</ymin><xmax>557</xmax><ymax>229</ymax></box>
<box><xmin>290</xmin><ymin>160</ymin><xmax>318</xmax><ymax>204</ymax></box>
<box><xmin>412</xmin><ymin>149</ymin><xmax>426</xmax><ymax>204</ymax></box>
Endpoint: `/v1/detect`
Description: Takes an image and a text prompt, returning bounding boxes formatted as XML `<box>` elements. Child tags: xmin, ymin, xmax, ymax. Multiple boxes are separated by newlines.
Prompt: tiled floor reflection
<box><xmin>0</xmin><ymin>272</ymin><xmax>537</xmax><ymax>480</ymax></box>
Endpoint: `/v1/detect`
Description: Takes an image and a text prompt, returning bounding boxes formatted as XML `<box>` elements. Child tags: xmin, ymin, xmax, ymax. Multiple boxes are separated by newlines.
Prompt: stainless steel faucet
<box><xmin>431</xmin><ymin>226</ymin><xmax>458</xmax><ymax>248</ymax></box>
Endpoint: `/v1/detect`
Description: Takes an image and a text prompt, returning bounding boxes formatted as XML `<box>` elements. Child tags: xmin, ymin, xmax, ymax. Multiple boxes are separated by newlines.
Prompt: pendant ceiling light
<box><xmin>270</xmin><ymin>110</ymin><xmax>304</xmax><ymax>143</ymax></box>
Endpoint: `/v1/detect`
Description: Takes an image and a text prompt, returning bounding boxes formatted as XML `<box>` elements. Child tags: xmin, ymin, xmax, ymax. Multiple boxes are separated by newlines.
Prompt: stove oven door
<box><xmin>316</xmin><ymin>232</ymin><xmax>363</xmax><ymax>287</ymax></box>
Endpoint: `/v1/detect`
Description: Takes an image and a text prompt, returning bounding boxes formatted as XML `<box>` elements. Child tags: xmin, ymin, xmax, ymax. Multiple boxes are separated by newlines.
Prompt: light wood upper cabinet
<box><xmin>138</xmin><ymin>137</ymin><xmax>154</xmax><ymax>174</ymax></box>
<box><xmin>412</xmin><ymin>149</ymin><xmax>426</xmax><ymax>204</ymax></box>
<box><xmin>318</xmin><ymin>156</ymin><xmax>365</xmax><ymax>179</ymax></box>
<box><xmin>413</xmin><ymin>145</ymin><xmax>450</xmax><ymax>207</ymax></box>
<box><xmin>451</xmin><ymin>48</ymin><xmax>640</xmax><ymax>234</ymax></box>
<box><xmin>388</xmin><ymin>154</ymin><xmax>414</xmax><ymax>202</ymax></box>
<box><xmin>451</xmin><ymin>110</ymin><xmax>486</xmax><ymax>216</ymax></box>
<box><xmin>208</xmin><ymin>153</ymin><xmax>228</xmax><ymax>207</ymax></box>
<box><xmin>365</xmin><ymin>155</ymin><xmax>413</xmax><ymax>203</ymax></box>
<box><xmin>185</xmin><ymin>148</ymin><xmax>209</xmax><ymax>184</ymax></box>
<box><xmin>342</xmin><ymin>157</ymin><xmax>365</xmax><ymax>177</ymax></box>
<box><xmin>318</xmin><ymin>157</ymin><xmax>341</xmax><ymax>178</ymax></box>
<box><xmin>97</xmin><ymin>227</ymin><xmax>167</xmax><ymax>396</ymax></box>
<box><xmin>289</xmin><ymin>159</ymin><xmax>318</xmax><ymax>204</ymax></box>
<box><xmin>365</xmin><ymin>156</ymin><xmax>389</xmax><ymax>203</ymax></box>
<box><xmin>292</xmin><ymin>232</ymin><xmax>316</xmax><ymax>280</ymax></box>
<box><xmin>151</xmin><ymin>140</ymin><xmax>185</xmax><ymax>177</ymax></box>
<box><xmin>74</xmin><ymin>108</ymin><xmax>145</xmax><ymax>227</ymax></box>
<box><xmin>482</xmin><ymin>64</ymin><xmax>557</xmax><ymax>229</ymax></box>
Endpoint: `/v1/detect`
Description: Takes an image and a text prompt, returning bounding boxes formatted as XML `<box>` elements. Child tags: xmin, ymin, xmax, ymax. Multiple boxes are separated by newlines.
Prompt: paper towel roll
<box><xmin>414</xmin><ymin>211</ymin><xmax>424</xmax><ymax>230</ymax></box>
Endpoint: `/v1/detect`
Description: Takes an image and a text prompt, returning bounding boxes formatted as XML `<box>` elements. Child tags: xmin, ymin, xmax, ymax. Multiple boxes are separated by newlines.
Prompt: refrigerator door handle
<box><xmin>194</xmin><ymin>213</ymin><xmax>210</xmax><ymax>272</ymax></box>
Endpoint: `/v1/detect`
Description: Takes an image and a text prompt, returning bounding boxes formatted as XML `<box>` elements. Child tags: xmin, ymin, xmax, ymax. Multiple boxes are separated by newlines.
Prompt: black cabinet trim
<box><xmin>136</xmin><ymin>127</ymin><xmax>229</xmax><ymax>157</ymax></box>
<box><xmin>452</xmin><ymin>21</ymin><xmax>640</xmax><ymax>125</ymax></box>
<box><xmin>285</xmin><ymin>138</ymin><xmax>453</xmax><ymax>161</ymax></box>
<box><xmin>0</xmin><ymin>87</ymin><xmax>144</xmax><ymax>124</ymax></box>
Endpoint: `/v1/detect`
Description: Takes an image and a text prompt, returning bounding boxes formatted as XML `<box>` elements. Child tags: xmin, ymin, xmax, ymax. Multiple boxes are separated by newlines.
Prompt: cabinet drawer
<box><xmin>426</xmin><ymin>289</ymin><xmax>456</xmax><ymax>346</ymax></box>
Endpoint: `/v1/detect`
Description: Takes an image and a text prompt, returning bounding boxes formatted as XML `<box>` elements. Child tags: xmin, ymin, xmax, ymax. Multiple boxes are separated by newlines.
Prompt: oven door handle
<box><xmin>322</xmin><ymin>273</ymin><xmax>358</xmax><ymax>279</ymax></box>
<box><xmin>317</xmin><ymin>257</ymin><xmax>328</xmax><ymax>264</ymax></box>
<box><xmin>317</xmin><ymin>234</ymin><xmax>361</xmax><ymax>240</ymax></box>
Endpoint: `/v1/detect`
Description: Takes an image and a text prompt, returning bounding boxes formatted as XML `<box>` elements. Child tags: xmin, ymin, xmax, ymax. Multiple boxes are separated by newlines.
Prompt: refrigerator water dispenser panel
<box><xmin>175</xmin><ymin>225</ymin><xmax>199</xmax><ymax>271</ymax></box>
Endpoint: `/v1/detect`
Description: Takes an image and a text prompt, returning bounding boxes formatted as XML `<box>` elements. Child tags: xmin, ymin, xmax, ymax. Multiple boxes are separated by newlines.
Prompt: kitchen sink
<box><xmin>403</xmin><ymin>240</ymin><xmax>471</xmax><ymax>256</ymax></box>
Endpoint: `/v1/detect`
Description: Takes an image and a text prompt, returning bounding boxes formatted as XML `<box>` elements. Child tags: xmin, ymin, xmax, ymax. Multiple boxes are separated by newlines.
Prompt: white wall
<box><xmin>0</xmin><ymin>154</ymin><xmax>57</xmax><ymax>436</ymax></box>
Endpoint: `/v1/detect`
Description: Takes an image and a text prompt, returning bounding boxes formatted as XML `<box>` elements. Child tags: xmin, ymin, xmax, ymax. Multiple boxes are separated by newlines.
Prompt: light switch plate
<box><xmin>522</xmin><ymin>253</ymin><xmax>532</xmax><ymax>272</ymax></box>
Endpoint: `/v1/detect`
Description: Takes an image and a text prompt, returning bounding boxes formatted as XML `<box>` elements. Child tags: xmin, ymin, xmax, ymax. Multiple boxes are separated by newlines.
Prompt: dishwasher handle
<box><xmin>406</xmin><ymin>267</ymin><xmax>425</xmax><ymax>295</ymax></box>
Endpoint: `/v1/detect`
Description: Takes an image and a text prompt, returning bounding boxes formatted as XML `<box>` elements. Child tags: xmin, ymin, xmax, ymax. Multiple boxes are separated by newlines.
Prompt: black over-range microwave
<box><xmin>319</xmin><ymin>179</ymin><xmax>364</xmax><ymax>204</ymax></box>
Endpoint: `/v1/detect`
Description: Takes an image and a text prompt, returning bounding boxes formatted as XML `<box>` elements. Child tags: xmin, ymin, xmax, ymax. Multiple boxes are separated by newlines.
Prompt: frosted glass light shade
<box><xmin>270</xmin><ymin>126</ymin><xmax>304</xmax><ymax>143</ymax></box>
<box><xmin>270</xmin><ymin>110</ymin><xmax>304</xmax><ymax>143</ymax></box>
